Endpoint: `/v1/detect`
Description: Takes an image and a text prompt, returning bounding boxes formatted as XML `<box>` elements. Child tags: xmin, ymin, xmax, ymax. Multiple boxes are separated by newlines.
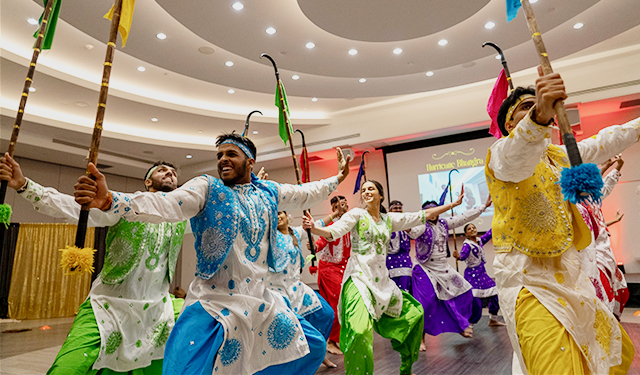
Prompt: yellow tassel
<box><xmin>59</xmin><ymin>245</ymin><xmax>96</xmax><ymax>275</ymax></box>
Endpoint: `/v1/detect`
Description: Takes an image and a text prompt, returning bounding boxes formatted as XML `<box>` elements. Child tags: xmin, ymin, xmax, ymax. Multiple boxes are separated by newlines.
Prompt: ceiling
<box><xmin>1</xmin><ymin>0</ymin><xmax>639</xmax><ymax>179</ymax></box>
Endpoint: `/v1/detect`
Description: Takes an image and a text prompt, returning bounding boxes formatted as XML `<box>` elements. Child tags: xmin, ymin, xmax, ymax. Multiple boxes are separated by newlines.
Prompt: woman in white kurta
<box><xmin>303</xmin><ymin>180</ymin><xmax>464</xmax><ymax>375</ymax></box>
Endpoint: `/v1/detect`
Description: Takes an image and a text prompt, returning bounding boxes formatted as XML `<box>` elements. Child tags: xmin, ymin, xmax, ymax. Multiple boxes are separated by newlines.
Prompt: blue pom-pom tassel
<box><xmin>559</xmin><ymin>163</ymin><xmax>603</xmax><ymax>205</ymax></box>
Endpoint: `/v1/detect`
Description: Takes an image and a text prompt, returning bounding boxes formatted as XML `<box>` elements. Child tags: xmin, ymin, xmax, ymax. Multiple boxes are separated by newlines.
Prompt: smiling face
<box><xmin>217</xmin><ymin>143</ymin><xmax>254</xmax><ymax>186</ymax></box>
<box><xmin>465</xmin><ymin>224</ymin><xmax>478</xmax><ymax>238</ymax></box>
<box><xmin>145</xmin><ymin>165</ymin><xmax>178</xmax><ymax>192</ymax></box>
<box><xmin>361</xmin><ymin>181</ymin><xmax>382</xmax><ymax>209</ymax></box>
<box><xmin>277</xmin><ymin>211</ymin><xmax>289</xmax><ymax>231</ymax></box>
<box><xmin>505</xmin><ymin>97</ymin><xmax>536</xmax><ymax>134</ymax></box>
<box><xmin>390</xmin><ymin>203</ymin><xmax>403</xmax><ymax>213</ymax></box>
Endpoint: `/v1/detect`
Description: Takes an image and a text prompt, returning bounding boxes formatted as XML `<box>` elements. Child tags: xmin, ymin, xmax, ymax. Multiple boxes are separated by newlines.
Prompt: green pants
<box><xmin>340</xmin><ymin>278</ymin><xmax>424</xmax><ymax>375</ymax></box>
<box><xmin>47</xmin><ymin>297</ymin><xmax>180</xmax><ymax>375</ymax></box>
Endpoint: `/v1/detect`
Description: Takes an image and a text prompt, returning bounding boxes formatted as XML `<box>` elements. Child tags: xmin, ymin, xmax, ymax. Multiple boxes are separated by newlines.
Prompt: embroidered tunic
<box><xmin>20</xmin><ymin>180</ymin><xmax>186</xmax><ymax>372</ymax></box>
<box><xmin>386</xmin><ymin>230</ymin><xmax>415</xmax><ymax>279</ymax></box>
<box><xmin>411</xmin><ymin>206</ymin><xmax>485</xmax><ymax>301</ymax></box>
<box><xmin>323</xmin><ymin>208</ymin><xmax>426</xmax><ymax>321</ymax></box>
<box><xmin>459</xmin><ymin>229</ymin><xmax>497</xmax><ymax>298</ymax></box>
<box><xmin>105</xmin><ymin>174</ymin><xmax>338</xmax><ymax>374</ymax></box>
<box><xmin>268</xmin><ymin>227</ymin><xmax>322</xmax><ymax>317</ymax></box>
<box><xmin>487</xmin><ymin>114</ymin><xmax>640</xmax><ymax>374</ymax></box>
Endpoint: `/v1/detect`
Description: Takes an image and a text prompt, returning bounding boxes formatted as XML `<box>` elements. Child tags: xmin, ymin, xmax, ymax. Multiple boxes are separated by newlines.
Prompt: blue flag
<box><xmin>438</xmin><ymin>185</ymin><xmax>449</xmax><ymax>206</ymax></box>
<box><xmin>506</xmin><ymin>0</ymin><xmax>521</xmax><ymax>22</ymax></box>
<box><xmin>353</xmin><ymin>160</ymin><xmax>365</xmax><ymax>194</ymax></box>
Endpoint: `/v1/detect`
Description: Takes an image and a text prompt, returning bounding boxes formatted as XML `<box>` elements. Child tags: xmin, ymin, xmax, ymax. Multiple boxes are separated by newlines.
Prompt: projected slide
<box><xmin>417</xmin><ymin>166</ymin><xmax>493</xmax><ymax>218</ymax></box>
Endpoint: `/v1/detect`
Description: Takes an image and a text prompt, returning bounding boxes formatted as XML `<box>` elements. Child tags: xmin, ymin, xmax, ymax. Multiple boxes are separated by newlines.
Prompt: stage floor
<box><xmin>1</xmin><ymin>312</ymin><xmax>639</xmax><ymax>374</ymax></box>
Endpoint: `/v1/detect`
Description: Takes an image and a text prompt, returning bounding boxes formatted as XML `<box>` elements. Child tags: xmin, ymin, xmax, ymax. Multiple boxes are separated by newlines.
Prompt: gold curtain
<box><xmin>8</xmin><ymin>223</ymin><xmax>94</xmax><ymax>320</ymax></box>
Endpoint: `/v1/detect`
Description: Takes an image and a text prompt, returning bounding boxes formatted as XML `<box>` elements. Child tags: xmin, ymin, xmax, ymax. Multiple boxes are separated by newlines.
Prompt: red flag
<box><xmin>487</xmin><ymin>69</ymin><xmax>509</xmax><ymax>139</ymax></box>
<box><xmin>300</xmin><ymin>146</ymin><xmax>310</xmax><ymax>183</ymax></box>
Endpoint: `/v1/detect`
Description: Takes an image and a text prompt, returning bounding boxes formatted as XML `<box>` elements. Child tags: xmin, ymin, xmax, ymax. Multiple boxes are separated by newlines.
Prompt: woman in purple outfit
<box><xmin>456</xmin><ymin>221</ymin><xmax>505</xmax><ymax>327</ymax></box>
<box><xmin>386</xmin><ymin>200</ymin><xmax>420</xmax><ymax>293</ymax></box>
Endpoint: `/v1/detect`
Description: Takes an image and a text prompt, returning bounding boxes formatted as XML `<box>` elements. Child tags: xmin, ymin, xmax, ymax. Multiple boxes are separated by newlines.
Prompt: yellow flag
<box><xmin>104</xmin><ymin>0</ymin><xmax>136</xmax><ymax>47</ymax></box>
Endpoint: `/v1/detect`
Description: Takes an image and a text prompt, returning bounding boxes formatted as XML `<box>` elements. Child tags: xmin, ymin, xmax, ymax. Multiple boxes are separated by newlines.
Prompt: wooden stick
<box><xmin>520</xmin><ymin>0</ymin><xmax>582</xmax><ymax>166</ymax></box>
<box><xmin>0</xmin><ymin>0</ymin><xmax>55</xmax><ymax>205</ymax></box>
<box><xmin>74</xmin><ymin>0</ymin><xmax>123</xmax><ymax>248</ymax></box>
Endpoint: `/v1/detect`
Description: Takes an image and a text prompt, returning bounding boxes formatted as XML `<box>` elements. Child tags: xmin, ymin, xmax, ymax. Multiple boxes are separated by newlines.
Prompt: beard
<box><xmin>150</xmin><ymin>178</ymin><xmax>176</xmax><ymax>192</ymax></box>
<box><xmin>220</xmin><ymin>162</ymin><xmax>248</xmax><ymax>186</ymax></box>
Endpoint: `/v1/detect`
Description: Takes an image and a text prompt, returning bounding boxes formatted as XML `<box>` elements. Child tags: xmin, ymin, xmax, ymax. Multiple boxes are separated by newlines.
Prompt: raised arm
<box><xmin>571</xmin><ymin>118</ymin><xmax>640</xmax><ymax>166</ymax></box>
<box><xmin>303</xmin><ymin>208</ymin><xmax>360</xmax><ymax>241</ymax></box>
<box><xmin>277</xmin><ymin>177</ymin><xmax>339</xmax><ymax>212</ymax></box>
<box><xmin>479</xmin><ymin>228</ymin><xmax>493</xmax><ymax>246</ymax></box>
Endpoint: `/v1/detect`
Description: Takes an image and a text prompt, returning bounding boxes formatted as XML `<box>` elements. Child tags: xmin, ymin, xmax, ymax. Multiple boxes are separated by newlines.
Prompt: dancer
<box><xmin>303</xmin><ymin>180</ymin><xmax>464</xmax><ymax>375</ymax></box>
<box><xmin>411</xmin><ymin>195</ymin><xmax>492</xmax><ymax>346</ymax></box>
<box><xmin>577</xmin><ymin>155</ymin><xmax>629</xmax><ymax>318</ymax></box>
<box><xmin>386</xmin><ymin>200</ymin><xmax>418</xmax><ymax>293</ymax></box>
<box><xmin>0</xmin><ymin>154</ymin><xmax>186</xmax><ymax>374</ymax></box>
<box><xmin>73</xmin><ymin>133</ymin><xmax>351</xmax><ymax>375</ymax></box>
<box><xmin>314</xmin><ymin>195</ymin><xmax>351</xmax><ymax>355</ymax></box>
<box><xmin>270</xmin><ymin>211</ymin><xmax>337</xmax><ymax>368</ymax></box>
<box><xmin>457</xmin><ymin>221</ymin><xmax>505</xmax><ymax>327</ymax></box>
<box><xmin>487</xmin><ymin>71</ymin><xmax>638</xmax><ymax>374</ymax></box>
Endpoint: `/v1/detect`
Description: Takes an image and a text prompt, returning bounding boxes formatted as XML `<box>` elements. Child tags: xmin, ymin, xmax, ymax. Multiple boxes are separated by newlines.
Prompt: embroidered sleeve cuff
<box><xmin>420</xmin><ymin>209</ymin><xmax>427</xmax><ymax>224</ymax></box>
<box><xmin>326</xmin><ymin>176</ymin><xmax>339</xmax><ymax>193</ymax></box>
<box><xmin>20</xmin><ymin>179</ymin><xmax>45</xmax><ymax>203</ymax></box>
<box><xmin>105</xmin><ymin>190</ymin><xmax>132</xmax><ymax>216</ymax></box>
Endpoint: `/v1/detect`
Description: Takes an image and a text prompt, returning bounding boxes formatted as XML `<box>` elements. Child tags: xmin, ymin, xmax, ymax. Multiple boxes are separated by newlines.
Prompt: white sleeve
<box><xmin>325</xmin><ymin>208</ymin><xmax>361</xmax><ymax>241</ymax></box>
<box><xmin>566</xmin><ymin>118</ymin><xmax>640</xmax><ymax>165</ymax></box>
<box><xmin>444</xmin><ymin>206</ymin><xmax>486</xmax><ymax>229</ymax></box>
<box><xmin>601</xmin><ymin>169</ymin><xmax>621</xmax><ymax>200</ymax></box>
<box><xmin>389</xmin><ymin>211</ymin><xmax>427</xmax><ymax>232</ymax></box>
<box><xmin>106</xmin><ymin>176</ymin><xmax>209</xmax><ymax>223</ymax></box>
<box><xmin>488</xmin><ymin>112</ymin><xmax>553</xmax><ymax>183</ymax></box>
<box><xmin>277</xmin><ymin>177</ymin><xmax>339</xmax><ymax>212</ymax></box>
<box><xmin>18</xmin><ymin>179</ymin><xmax>121</xmax><ymax>227</ymax></box>
<box><xmin>408</xmin><ymin>225</ymin><xmax>425</xmax><ymax>239</ymax></box>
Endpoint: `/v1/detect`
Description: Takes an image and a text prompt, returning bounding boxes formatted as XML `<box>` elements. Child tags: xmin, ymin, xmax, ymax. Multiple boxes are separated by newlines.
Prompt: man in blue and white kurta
<box><xmin>72</xmin><ymin>133</ymin><xmax>351</xmax><ymax>375</ymax></box>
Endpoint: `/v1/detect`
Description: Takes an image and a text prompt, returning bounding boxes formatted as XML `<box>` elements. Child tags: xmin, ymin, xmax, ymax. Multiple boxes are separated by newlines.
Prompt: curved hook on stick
<box><xmin>483</xmin><ymin>41</ymin><xmax>514</xmax><ymax>90</ymax></box>
<box><xmin>294</xmin><ymin>129</ymin><xmax>306</xmax><ymax>146</ymax></box>
<box><xmin>447</xmin><ymin>169</ymin><xmax>459</xmax><ymax>190</ymax></box>
<box><xmin>483</xmin><ymin>41</ymin><xmax>504</xmax><ymax>58</ymax></box>
<box><xmin>243</xmin><ymin>110</ymin><xmax>263</xmax><ymax>137</ymax></box>
<box><xmin>260</xmin><ymin>53</ymin><xmax>279</xmax><ymax>81</ymax></box>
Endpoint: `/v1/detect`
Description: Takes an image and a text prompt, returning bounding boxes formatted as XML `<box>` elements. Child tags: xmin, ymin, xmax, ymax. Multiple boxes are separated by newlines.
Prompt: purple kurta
<box><xmin>386</xmin><ymin>230</ymin><xmax>413</xmax><ymax>292</ymax></box>
<box><xmin>459</xmin><ymin>229</ymin><xmax>497</xmax><ymax>298</ymax></box>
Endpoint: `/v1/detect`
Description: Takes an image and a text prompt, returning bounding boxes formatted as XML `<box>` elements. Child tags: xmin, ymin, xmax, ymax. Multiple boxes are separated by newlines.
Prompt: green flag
<box><xmin>275</xmin><ymin>80</ymin><xmax>293</xmax><ymax>145</ymax></box>
<box><xmin>33</xmin><ymin>0</ymin><xmax>61</xmax><ymax>50</ymax></box>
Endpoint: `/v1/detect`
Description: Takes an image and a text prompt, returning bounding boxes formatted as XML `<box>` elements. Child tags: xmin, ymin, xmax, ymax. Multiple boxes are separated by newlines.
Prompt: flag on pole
<box><xmin>506</xmin><ymin>0</ymin><xmax>521</xmax><ymax>22</ymax></box>
<box><xmin>353</xmin><ymin>159</ymin><xmax>365</xmax><ymax>194</ymax></box>
<box><xmin>33</xmin><ymin>0</ymin><xmax>62</xmax><ymax>50</ymax></box>
<box><xmin>105</xmin><ymin>0</ymin><xmax>136</xmax><ymax>47</ymax></box>
<box><xmin>438</xmin><ymin>185</ymin><xmax>449</xmax><ymax>206</ymax></box>
<box><xmin>487</xmin><ymin>69</ymin><xmax>509</xmax><ymax>139</ymax></box>
<box><xmin>300</xmin><ymin>145</ymin><xmax>310</xmax><ymax>183</ymax></box>
<box><xmin>275</xmin><ymin>81</ymin><xmax>293</xmax><ymax>145</ymax></box>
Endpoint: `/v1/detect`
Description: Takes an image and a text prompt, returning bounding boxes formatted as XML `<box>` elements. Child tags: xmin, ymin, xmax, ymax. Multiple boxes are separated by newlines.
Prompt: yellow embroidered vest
<box><xmin>485</xmin><ymin>144</ymin><xmax>591</xmax><ymax>257</ymax></box>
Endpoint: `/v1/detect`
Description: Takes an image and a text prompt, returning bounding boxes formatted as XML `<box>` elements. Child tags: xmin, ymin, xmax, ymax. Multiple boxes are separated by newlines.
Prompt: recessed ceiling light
<box><xmin>198</xmin><ymin>130</ymin><xmax>203</xmax><ymax>133</ymax></box>
<box><xmin>228</xmin><ymin>89</ymin><xmax>235</xmax><ymax>94</ymax></box>
<box><xmin>359</xmin><ymin>78</ymin><xmax>366</xmax><ymax>83</ymax></box>
<box><xmin>27</xmin><ymin>18</ymin><xmax>39</xmax><ymax>25</ymax></box>
<box><xmin>28</xmin><ymin>87</ymin><xmax>36</xmax><ymax>92</ymax></box>
<box><xmin>425</xmin><ymin>71</ymin><xmax>434</xmax><ymax>77</ymax></box>
<box><xmin>225</xmin><ymin>61</ymin><xmax>234</xmax><ymax>67</ymax></box>
<box><xmin>438</xmin><ymin>39</ymin><xmax>448</xmax><ymax>46</ymax></box>
<box><xmin>348</xmin><ymin>49</ymin><xmax>358</xmax><ymax>56</ymax></box>
<box><xmin>311</xmin><ymin>97</ymin><xmax>318</xmax><ymax>102</ymax></box>
<box><xmin>495</xmin><ymin>54</ymin><xmax>502</xmax><ymax>60</ymax></box>
<box><xmin>393</xmin><ymin>48</ymin><xmax>403</xmax><ymax>55</ymax></box>
<box><xmin>305</xmin><ymin>42</ymin><xmax>315</xmax><ymax>49</ymax></box>
<box><xmin>232</xmin><ymin>2</ymin><xmax>244</xmax><ymax>10</ymax></box>
<box><xmin>151</xmin><ymin>117</ymin><xmax>158</xmax><ymax>122</ymax></box>
<box><xmin>137</xmin><ymin>66</ymin><xmax>146</xmax><ymax>72</ymax></box>
<box><xmin>266</xmin><ymin>27</ymin><xmax>276</xmax><ymax>35</ymax></box>
<box><xmin>252</xmin><ymin>130</ymin><xmax>259</xmax><ymax>134</ymax></box>
<box><xmin>292</xmin><ymin>75</ymin><xmax>300</xmax><ymax>80</ymax></box>
<box><xmin>573</xmin><ymin>22</ymin><xmax>584</xmax><ymax>29</ymax></box>
<box><xmin>485</xmin><ymin>21</ymin><xmax>496</xmax><ymax>29</ymax></box>
<box><xmin>156</xmin><ymin>33</ymin><xmax>167</xmax><ymax>40</ymax></box>
<box><xmin>186</xmin><ymin>154</ymin><xmax>193</xmax><ymax>159</ymax></box>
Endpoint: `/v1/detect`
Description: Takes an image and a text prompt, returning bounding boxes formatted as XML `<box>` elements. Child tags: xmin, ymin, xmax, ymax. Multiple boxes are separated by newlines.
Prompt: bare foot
<box><xmin>419</xmin><ymin>338</ymin><xmax>427</xmax><ymax>351</ymax></box>
<box><xmin>460</xmin><ymin>326</ymin><xmax>473</xmax><ymax>338</ymax></box>
<box><xmin>323</xmin><ymin>357</ymin><xmax>337</xmax><ymax>368</ymax></box>
<box><xmin>327</xmin><ymin>340</ymin><xmax>343</xmax><ymax>355</ymax></box>
<box><xmin>488</xmin><ymin>319</ymin><xmax>506</xmax><ymax>327</ymax></box>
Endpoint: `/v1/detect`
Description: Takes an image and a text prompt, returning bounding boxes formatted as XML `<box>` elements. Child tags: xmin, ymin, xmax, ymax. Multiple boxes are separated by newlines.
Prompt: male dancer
<box><xmin>74</xmin><ymin>133</ymin><xmax>351</xmax><ymax>374</ymax></box>
<box><xmin>0</xmin><ymin>154</ymin><xmax>185</xmax><ymax>374</ymax></box>
<box><xmin>386</xmin><ymin>200</ymin><xmax>417</xmax><ymax>293</ymax></box>
<box><xmin>314</xmin><ymin>195</ymin><xmax>351</xmax><ymax>354</ymax></box>
<box><xmin>411</xmin><ymin>196</ymin><xmax>491</xmax><ymax>347</ymax></box>
<box><xmin>487</xmin><ymin>70</ymin><xmax>638</xmax><ymax>374</ymax></box>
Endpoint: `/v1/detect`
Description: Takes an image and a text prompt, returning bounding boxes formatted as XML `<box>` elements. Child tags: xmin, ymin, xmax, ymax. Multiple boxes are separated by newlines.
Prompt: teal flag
<box><xmin>506</xmin><ymin>0</ymin><xmax>521</xmax><ymax>22</ymax></box>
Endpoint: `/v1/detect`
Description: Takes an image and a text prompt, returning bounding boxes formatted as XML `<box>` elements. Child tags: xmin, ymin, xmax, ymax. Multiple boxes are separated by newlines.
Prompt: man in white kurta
<box><xmin>72</xmin><ymin>134</ymin><xmax>350</xmax><ymax>375</ymax></box>
<box><xmin>486</xmin><ymin>75</ymin><xmax>639</xmax><ymax>374</ymax></box>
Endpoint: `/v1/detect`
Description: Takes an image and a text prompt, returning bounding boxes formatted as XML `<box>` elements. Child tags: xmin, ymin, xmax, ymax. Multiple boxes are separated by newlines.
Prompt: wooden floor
<box><xmin>1</xmin><ymin>314</ymin><xmax>639</xmax><ymax>374</ymax></box>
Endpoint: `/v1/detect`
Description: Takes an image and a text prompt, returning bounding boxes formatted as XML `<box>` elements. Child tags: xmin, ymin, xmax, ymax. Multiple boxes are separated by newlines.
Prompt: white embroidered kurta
<box><xmin>325</xmin><ymin>208</ymin><xmax>426</xmax><ymax>322</ymax></box>
<box><xmin>489</xmin><ymin>114</ymin><xmax>640</xmax><ymax>374</ymax></box>
<box><xmin>105</xmin><ymin>176</ymin><xmax>338</xmax><ymax>374</ymax></box>
<box><xmin>20</xmin><ymin>180</ymin><xmax>182</xmax><ymax>372</ymax></box>
<box><xmin>411</xmin><ymin>207</ymin><xmax>485</xmax><ymax>301</ymax></box>
<box><xmin>268</xmin><ymin>227</ymin><xmax>322</xmax><ymax>317</ymax></box>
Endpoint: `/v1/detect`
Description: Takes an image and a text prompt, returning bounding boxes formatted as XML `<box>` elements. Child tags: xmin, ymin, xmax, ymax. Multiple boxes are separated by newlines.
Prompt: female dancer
<box><xmin>303</xmin><ymin>180</ymin><xmax>463</xmax><ymax>375</ymax></box>
<box><xmin>457</xmin><ymin>221</ymin><xmax>505</xmax><ymax>327</ymax></box>
<box><xmin>269</xmin><ymin>211</ymin><xmax>337</xmax><ymax>368</ymax></box>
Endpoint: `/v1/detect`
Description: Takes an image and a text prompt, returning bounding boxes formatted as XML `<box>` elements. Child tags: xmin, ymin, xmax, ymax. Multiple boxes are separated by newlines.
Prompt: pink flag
<box><xmin>487</xmin><ymin>69</ymin><xmax>509</xmax><ymax>139</ymax></box>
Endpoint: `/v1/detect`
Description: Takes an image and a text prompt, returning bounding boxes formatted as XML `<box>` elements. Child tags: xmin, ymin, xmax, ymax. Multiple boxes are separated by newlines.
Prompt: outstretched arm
<box><xmin>303</xmin><ymin>208</ymin><xmax>360</xmax><ymax>241</ymax></box>
<box><xmin>572</xmin><ymin>119</ymin><xmax>639</xmax><ymax>166</ymax></box>
<box><xmin>605</xmin><ymin>210</ymin><xmax>624</xmax><ymax>227</ymax></box>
